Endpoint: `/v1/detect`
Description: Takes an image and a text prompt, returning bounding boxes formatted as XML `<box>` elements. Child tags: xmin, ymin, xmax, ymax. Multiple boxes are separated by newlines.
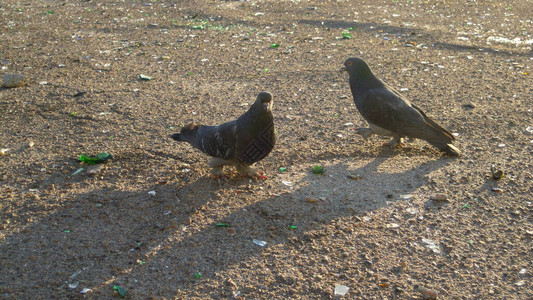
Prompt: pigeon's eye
<box><xmin>346</xmin><ymin>61</ymin><xmax>352</xmax><ymax>66</ymax></box>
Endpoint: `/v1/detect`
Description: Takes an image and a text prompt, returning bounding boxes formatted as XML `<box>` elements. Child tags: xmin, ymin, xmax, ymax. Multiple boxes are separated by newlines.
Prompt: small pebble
<box><xmin>515</xmin><ymin>280</ymin><xmax>526</xmax><ymax>286</ymax></box>
<box><xmin>85</xmin><ymin>165</ymin><xmax>101</xmax><ymax>176</ymax></box>
<box><xmin>2</xmin><ymin>73</ymin><xmax>28</xmax><ymax>88</ymax></box>
<box><xmin>417</xmin><ymin>285</ymin><xmax>438</xmax><ymax>299</ymax></box>
<box><xmin>430</xmin><ymin>194</ymin><xmax>447</xmax><ymax>201</ymax></box>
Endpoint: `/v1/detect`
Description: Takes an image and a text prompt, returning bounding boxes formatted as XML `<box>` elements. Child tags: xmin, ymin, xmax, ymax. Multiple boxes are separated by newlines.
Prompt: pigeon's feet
<box><xmin>237</xmin><ymin>166</ymin><xmax>268</xmax><ymax>181</ymax></box>
<box><xmin>210</xmin><ymin>166</ymin><xmax>229</xmax><ymax>180</ymax></box>
<box><xmin>356</xmin><ymin>128</ymin><xmax>374</xmax><ymax>140</ymax></box>
<box><xmin>382</xmin><ymin>137</ymin><xmax>406</xmax><ymax>148</ymax></box>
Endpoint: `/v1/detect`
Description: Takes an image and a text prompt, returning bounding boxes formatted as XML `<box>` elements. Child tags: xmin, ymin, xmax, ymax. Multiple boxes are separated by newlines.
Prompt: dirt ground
<box><xmin>1</xmin><ymin>0</ymin><xmax>532</xmax><ymax>299</ymax></box>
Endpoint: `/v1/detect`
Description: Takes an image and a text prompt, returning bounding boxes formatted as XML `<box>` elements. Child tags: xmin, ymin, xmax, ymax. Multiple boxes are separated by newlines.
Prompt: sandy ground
<box><xmin>1</xmin><ymin>0</ymin><xmax>532</xmax><ymax>298</ymax></box>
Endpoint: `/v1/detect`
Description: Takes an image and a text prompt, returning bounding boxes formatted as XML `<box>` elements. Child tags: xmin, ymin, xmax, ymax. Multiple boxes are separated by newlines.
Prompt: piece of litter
<box><xmin>526</xmin><ymin>126</ymin><xmax>533</xmax><ymax>134</ymax></box>
<box><xmin>253</xmin><ymin>239</ymin><xmax>267</xmax><ymax>247</ymax></box>
<box><xmin>497</xmin><ymin>143</ymin><xmax>506</xmax><ymax>148</ymax></box>
<box><xmin>39</xmin><ymin>81</ymin><xmax>48</xmax><ymax>85</ymax></box>
<box><xmin>72</xmin><ymin>168</ymin><xmax>85</xmax><ymax>175</ymax></box>
<box><xmin>68</xmin><ymin>282</ymin><xmax>79</xmax><ymax>289</ymax></box>
<box><xmin>80</xmin><ymin>288</ymin><xmax>91</xmax><ymax>294</ymax></box>
<box><xmin>139</xmin><ymin>74</ymin><xmax>153</xmax><ymax>80</ymax></box>
<box><xmin>113</xmin><ymin>285</ymin><xmax>127</xmax><ymax>298</ymax></box>
<box><xmin>148</xmin><ymin>190</ymin><xmax>156</xmax><ymax>196</ymax></box>
<box><xmin>78</xmin><ymin>152</ymin><xmax>112</xmax><ymax>164</ymax></box>
<box><xmin>334</xmin><ymin>285</ymin><xmax>350</xmax><ymax>296</ymax></box>
<box><xmin>386</xmin><ymin>223</ymin><xmax>400</xmax><ymax>228</ymax></box>
<box><xmin>344</xmin><ymin>122</ymin><xmax>354</xmax><ymax>126</ymax></box>
<box><xmin>421</xmin><ymin>238</ymin><xmax>441</xmax><ymax>254</ymax></box>
<box><xmin>491</xmin><ymin>187</ymin><xmax>503</xmax><ymax>193</ymax></box>
<box><xmin>400</xmin><ymin>194</ymin><xmax>413</xmax><ymax>200</ymax></box>
<box><xmin>281</xmin><ymin>180</ymin><xmax>293</xmax><ymax>186</ymax></box>
<box><xmin>405</xmin><ymin>207</ymin><xmax>418</xmax><ymax>214</ymax></box>
<box><xmin>69</xmin><ymin>270</ymin><xmax>82</xmax><ymax>279</ymax></box>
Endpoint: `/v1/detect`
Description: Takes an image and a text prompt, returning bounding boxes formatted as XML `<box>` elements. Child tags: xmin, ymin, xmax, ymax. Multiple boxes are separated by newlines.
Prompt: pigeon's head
<box><xmin>252</xmin><ymin>91</ymin><xmax>273</xmax><ymax>111</ymax></box>
<box><xmin>341</xmin><ymin>57</ymin><xmax>374</xmax><ymax>80</ymax></box>
<box><xmin>177</xmin><ymin>123</ymin><xmax>201</xmax><ymax>140</ymax></box>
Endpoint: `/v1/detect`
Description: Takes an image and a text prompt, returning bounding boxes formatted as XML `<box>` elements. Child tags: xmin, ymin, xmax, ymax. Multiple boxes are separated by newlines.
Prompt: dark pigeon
<box><xmin>171</xmin><ymin>92</ymin><xmax>276</xmax><ymax>179</ymax></box>
<box><xmin>342</xmin><ymin>57</ymin><xmax>461</xmax><ymax>156</ymax></box>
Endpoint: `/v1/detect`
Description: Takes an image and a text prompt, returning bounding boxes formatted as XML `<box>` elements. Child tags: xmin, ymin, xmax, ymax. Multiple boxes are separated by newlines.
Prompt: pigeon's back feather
<box><xmin>358</xmin><ymin>88</ymin><xmax>454</xmax><ymax>144</ymax></box>
<box><xmin>171</xmin><ymin>122</ymin><xmax>237</xmax><ymax>160</ymax></box>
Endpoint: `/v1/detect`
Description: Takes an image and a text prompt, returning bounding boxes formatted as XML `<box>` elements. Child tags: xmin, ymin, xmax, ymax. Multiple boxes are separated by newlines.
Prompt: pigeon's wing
<box><xmin>359</xmin><ymin>88</ymin><xmax>452</xmax><ymax>142</ymax></box>
<box><xmin>193</xmin><ymin>121</ymin><xmax>237</xmax><ymax>160</ymax></box>
<box><xmin>411</xmin><ymin>104</ymin><xmax>455</xmax><ymax>141</ymax></box>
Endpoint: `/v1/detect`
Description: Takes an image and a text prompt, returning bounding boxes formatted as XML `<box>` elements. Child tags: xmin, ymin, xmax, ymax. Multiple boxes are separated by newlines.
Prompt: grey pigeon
<box><xmin>171</xmin><ymin>92</ymin><xmax>276</xmax><ymax>179</ymax></box>
<box><xmin>342</xmin><ymin>57</ymin><xmax>461</xmax><ymax>156</ymax></box>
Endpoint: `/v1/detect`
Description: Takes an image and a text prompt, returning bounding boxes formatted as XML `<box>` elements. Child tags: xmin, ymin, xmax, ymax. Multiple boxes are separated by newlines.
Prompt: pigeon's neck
<box><xmin>349</xmin><ymin>73</ymin><xmax>383</xmax><ymax>95</ymax></box>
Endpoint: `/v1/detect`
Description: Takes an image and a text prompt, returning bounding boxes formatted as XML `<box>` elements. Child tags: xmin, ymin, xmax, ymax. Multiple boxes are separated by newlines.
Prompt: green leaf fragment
<box><xmin>312</xmin><ymin>165</ymin><xmax>325</xmax><ymax>174</ymax></box>
<box><xmin>270</xmin><ymin>43</ymin><xmax>280</xmax><ymax>48</ymax></box>
<box><xmin>289</xmin><ymin>225</ymin><xmax>297</xmax><ymax>229</ymax></box>
<box><xmin>64</xmin><ymin>230</ymin><xmax>71</xmax><ymax>233</ymax></box>
<box><xmin>279</xmin><ymin>167</ymin><xmax>287</xmax><ymax>172</ymax></box>
<box><xmin>194</xmin><ymin>272</ymin><xmax>202</xmax><ymax>279</ymax></box>
<box><xmin>215</xmin><ymin>223</ymin><xmax>231</xmax><ymax>227</ymax></box>
<box><xmin>113</xmin><ymin>285</ymin><xmax>127</xmax><ymax>298</ymax></box>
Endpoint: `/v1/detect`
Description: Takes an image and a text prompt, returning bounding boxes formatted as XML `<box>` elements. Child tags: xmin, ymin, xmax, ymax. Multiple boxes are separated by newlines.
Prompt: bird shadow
<box><xmin>0</xmin><ymin>151</ymin><xmax>453</xmax><ymax>298</ymax></box>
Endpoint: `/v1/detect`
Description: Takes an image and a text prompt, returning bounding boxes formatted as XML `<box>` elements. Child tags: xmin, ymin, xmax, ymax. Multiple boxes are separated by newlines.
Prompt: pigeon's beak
<box><xmin>266</xmin><ymin>101</ymin><xmax>273</xmax><ymax>111</ymax></box>
<box><xmin>340</xmin><ymin>66</ymin><xmax>347</xmax><ymax>72</ymax></box>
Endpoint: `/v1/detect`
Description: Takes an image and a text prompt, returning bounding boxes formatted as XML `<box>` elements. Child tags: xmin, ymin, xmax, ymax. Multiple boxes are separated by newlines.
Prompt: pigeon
<box><xmin>171</xmin><ymin>91</ymin><xmax>276</xmax><ymax>179</ymax></box>
<box><xmin>341</xmin><ymin>57</ymin><xmax>461</xmax><ymax>156</ymax></box>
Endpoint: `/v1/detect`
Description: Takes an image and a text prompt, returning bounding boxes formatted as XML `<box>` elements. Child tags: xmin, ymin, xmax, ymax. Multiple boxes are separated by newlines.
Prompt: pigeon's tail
<box><xmin>170</xmin><ymin>133</ymin><xmax>185</xmax><ymax>142</ymax></box>
<box><xmin>431</xmin><ymin>142</ymin><xmax>461</xmax><ymax>157</ymax></box>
